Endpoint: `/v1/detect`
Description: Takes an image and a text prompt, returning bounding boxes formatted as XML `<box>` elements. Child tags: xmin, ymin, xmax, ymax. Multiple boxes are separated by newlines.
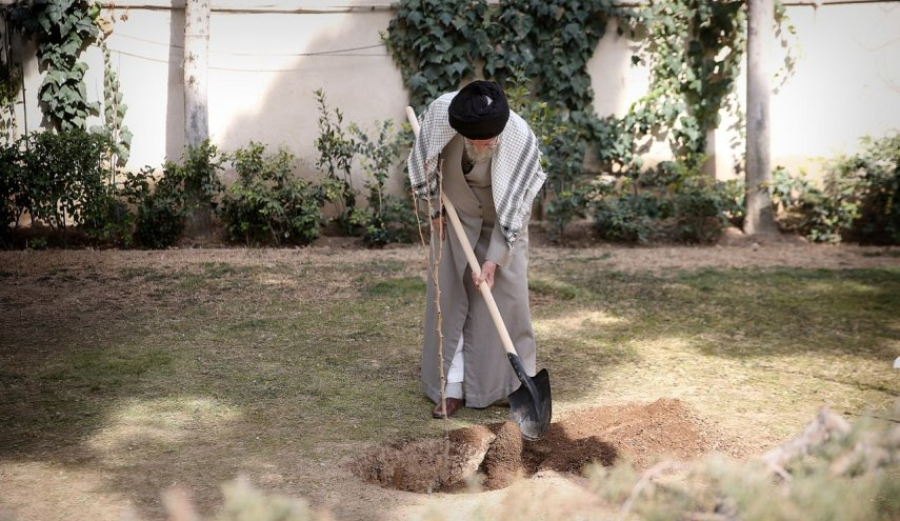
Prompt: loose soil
<box><xmin>351</xmin><ymin>399</ymin><xmax>721</xmax><ymax>494</ymax></box>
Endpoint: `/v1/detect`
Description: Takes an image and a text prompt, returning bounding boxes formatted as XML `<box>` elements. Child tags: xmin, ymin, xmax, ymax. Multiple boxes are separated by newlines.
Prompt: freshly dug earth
<box><xmin>351</xmin><ymin>399</ymin><xmax>719</xmax><ymax>493</ymax></box>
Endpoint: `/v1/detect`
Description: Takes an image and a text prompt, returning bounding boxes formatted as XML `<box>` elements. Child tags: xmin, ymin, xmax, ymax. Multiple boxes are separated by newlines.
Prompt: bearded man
<box><xmin>407</xmin><ymin>80</ymin><xmax>546</xmax><ymax>418</ymax></box>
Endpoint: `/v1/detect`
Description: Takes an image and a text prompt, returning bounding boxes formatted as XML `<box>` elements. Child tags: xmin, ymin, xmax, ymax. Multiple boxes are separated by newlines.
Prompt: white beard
<box><xmin>464</xmin><ymin>141</ymin><xmax>496</xmax><ymax>163</ymax></box>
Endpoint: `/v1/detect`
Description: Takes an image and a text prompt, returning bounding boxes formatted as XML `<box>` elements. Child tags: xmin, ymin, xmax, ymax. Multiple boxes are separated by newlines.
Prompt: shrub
<box><xmin>80</xmin><ymin>194</ymin><xmax>134</xmax><ymax>247</ymax></box>
<box><xmin>0</xmin><ymin>129</ymin><xmax>139</xmax><ymax>247</ymax></box>
<box><xmin>314</xmin><ymin>88</ymin><xmax>420</xmax><ymax>247</ymax></box>
<box><xmin>129</xmin><ymin>142</ymin><xmax>223</xmax><ymax>249</ymax></box>
<box><xmin>128</xmin><ymin>164</ymin><xmax>186</xmax><ymax>249</ymax></box>
<box><xmin>8</xmin><ymin>129</ymin><xmax>113</xmax><ymax>245</ymax></box>
<box><xmin>219</xmin><ymin>142</ymin><xmax>332</xmax><ymax>246</ymax></box>
<box><xmin>592</xmin><ymin>162</ymin><xmax>744</xmax><ymax>244</ymax></box>
<box><xmin>348</xmin><ymin>120</ymin><xmax>420</xmax><ymax>247</ymax></box>
<box><xmin>314</xmin><ymin>89</ymin><xmax>356</xmax><ymax>231</ymax></box>
<box><xmin>769</xmin><ymin>132</ymin><xmax>900</xmax><ymax>244</ymax></box>
<box><xmin>594</xmin><ymin>192</ymin><xmax>662</xmax><ymax>244</ymax></box>
<box><xmin>671</xmin><ymin>175</ymin><xmax>743</xmax><ymax>243</ymax></box>
<box><xmin>0</xmin><ymin>139</ymin><xmax>25</xmax><ymax>243</ymax></box>
<box><xmin>837</xmin><ymin>132</ymin><xmax>900</xmax><ymax>244</ymax></box>
<box><xmin>769</xmin><ymin>166</ymin><xmax>863</xmax><ymax>243</ymax></box>
<box><xmin>178</xmin><ymin>139</ymin><xmax>225</xmax><ymax>225</ymax></box>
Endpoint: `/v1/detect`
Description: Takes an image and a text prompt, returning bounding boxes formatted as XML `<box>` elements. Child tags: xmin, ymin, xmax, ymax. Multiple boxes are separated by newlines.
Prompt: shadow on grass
<box><xmin>1</xmin><ymin>255</ymin><xmax>899</xmax><ymax>519</ymax></box>
<box><xmin>0</xmin><ymin>259</ymin><xmax>430</xmax><ymax>518</ymax></box>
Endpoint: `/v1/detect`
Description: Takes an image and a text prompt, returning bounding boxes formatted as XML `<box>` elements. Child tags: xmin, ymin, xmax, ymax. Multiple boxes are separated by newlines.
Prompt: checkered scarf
<box><xmin>408</xmin><ymin>92</ymin><xmax>545</xmax><ymax>248</ymax></box>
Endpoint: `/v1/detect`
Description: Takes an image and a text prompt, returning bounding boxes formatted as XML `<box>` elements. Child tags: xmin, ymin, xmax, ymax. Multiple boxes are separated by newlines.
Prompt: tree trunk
<box><xmin>183</xmin><ymin>0</ymin><xmax>209</xmax><ymax>147</ymax></box>
<box><xmin>744</xmin><ymin>0</ymin><xmax>779</xmax><ymax>236</ymax></box>
<box><xmin>183</xmin><ymin>0</ymin><xmax>212</xmax><ymax>237</ymax></box>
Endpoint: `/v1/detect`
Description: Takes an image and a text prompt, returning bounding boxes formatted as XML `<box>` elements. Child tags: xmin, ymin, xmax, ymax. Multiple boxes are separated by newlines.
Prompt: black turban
<box><xmin>448</xmin><ymin>81</ymin><xmax>510</xmax><ymax>140</ymax></box>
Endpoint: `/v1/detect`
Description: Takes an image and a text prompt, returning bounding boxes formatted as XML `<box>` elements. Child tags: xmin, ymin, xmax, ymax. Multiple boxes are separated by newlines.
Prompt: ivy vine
<box><xmin>91</xmin><ymin>20</ymin><xmax>132</xmax><ymax>171</ymax></box>
<box><xmin>490</xmin><ymin>0</ymin><xmax>626</xmax><ymax>114</ymax></box>
<box><xmin>384</xmin><ymin>0</ymin><xmax>492</xmax><ymax>112</ymax></box>
<box><xmin>8</xmin><ymin>0</ymin><xmax>100</xmax><ymax>132</ymax></box>
<box><xmin>386</xmin><ymin>0</ymin><xmax>772</xmax><ymax>179</ymax></box>
<box><xmin>1</xmin><ymin>17</ymin><xmax>20</xmax><ymax>143</ymax></box>
<box><xmin>624</xmin><ymin>0</ymin><xmax>746</xmax><ymax>172</ymax></box>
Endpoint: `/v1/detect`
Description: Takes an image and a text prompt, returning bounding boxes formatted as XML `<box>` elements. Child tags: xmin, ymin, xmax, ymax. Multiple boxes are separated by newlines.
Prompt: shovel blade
<box><xmin>508</xmin><ymin>362</ymin><xmax>552</xmax><ymax>441</ymax></box>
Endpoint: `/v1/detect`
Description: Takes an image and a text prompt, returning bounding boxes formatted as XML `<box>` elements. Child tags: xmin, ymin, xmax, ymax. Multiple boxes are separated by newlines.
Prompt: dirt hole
<box><xmin>350</xmin><ymin>399</ymin><xmax>726</xmax><ymax>493</ymax></box>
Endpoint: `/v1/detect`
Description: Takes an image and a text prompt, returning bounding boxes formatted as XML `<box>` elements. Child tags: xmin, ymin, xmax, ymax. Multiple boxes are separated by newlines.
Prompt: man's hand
<box><xmin>431</xmin><ymin>215</ymin><xmax>444</xmax><ymax>241</ymax></box>
<box><xmin>473</xmin><ymin>261</ymin><xmax>496</xmax><ymax>289</ymax></box>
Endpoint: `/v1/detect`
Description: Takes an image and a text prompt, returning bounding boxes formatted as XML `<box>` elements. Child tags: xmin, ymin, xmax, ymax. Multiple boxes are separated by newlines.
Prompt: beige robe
<box><xmin>421</xmin><ymin>135</ymin><xmax>537</xmax><ymax>408</ymax></box>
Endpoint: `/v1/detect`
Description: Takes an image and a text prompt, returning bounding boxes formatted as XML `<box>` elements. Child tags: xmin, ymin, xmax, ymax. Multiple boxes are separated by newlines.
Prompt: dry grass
<box><xmin>0</xmin><ymin>243</ymin><xmax>899</xmax><ymax>520</ymax></box>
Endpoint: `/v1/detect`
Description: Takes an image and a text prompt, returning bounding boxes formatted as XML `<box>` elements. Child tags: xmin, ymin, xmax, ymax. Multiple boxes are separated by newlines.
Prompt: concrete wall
<box><xmin>4</xmin><ymin>0</ymin><xmax>900</xmax><ymax>191</ymax></box>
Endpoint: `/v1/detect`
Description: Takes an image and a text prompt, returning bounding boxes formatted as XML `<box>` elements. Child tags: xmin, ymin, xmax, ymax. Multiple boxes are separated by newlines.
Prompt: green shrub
<box><xmin>0</xmin><ymin>129</ymin><xmax>137</xmax><ymax>247</ymax></box>
<box><xmin>80</xmin><ymin>193</ymin><xmax>134</xmax><ymax>247</ymax></box>
<box><xmin>347</xmin><ymin>194</ymin><xmax>420</xmax><ymax>247</ymax></box>
<box><xmin>12</xmin><ymin>129</ymin><xmax>112</xmax><ymax>244</ymax></box>
<box><xmin>592</xmin><ymin>162</ymin><xmax>744</xmax><ymax>244</ymax></box>
<box><xmin>672</xmin><ymin>175</ymin><xmax>743</xmax><ymax>243</ymax></box>
<box><xmin>594</xmin><ymin>193</ymin><xmax>662</xmax><ymax>243</ymax></box>
<box><xmin>219</xmin><ymin>142</ymin><xmax>331</xmax><ymax>246</ymax></box>
<box><xmin>0</xmin><ymin>139</ymin><xmax>25</xmax><ymax>243</ymax></box>
<box><xmin>314</xmin><ymin>88</ymin><xmax>420</xmax><ymax>247</ymax></box>
<box><xmin>769</xmin><ymin>166</ymin><xmax>862</xmax><ymax>243</ymax></box>
<box><xmin>838</xmin><ymin>132</ymin><xmax>900</xmax><ymax>244</ymax></box>
<box><xmin>127</xmin><ymin>142</ymin><xmax>223</xmax><ymax>249</ymax></box>
<box><xmin>314</xmin><ymin>89</ymin><xmax>356</xmax><ymax>231</ymax></box>
<box><xmin>127</xmin><ymin>164</ymin><xmax>186</xmax><ymax>249</ymax></box>
<box><xmin>348</xmin><ymin>120</ymin><xmax>419</xmax><ymax>247</ymax></box>
<box><xmin>769</xmin><ymin>132</ymin><xmax>899</xmax><ymax>244</ymax></box>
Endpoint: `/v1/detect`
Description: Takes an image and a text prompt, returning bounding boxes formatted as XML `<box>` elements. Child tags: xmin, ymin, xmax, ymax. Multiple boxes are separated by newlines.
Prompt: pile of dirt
<box><xmin>350</xmin><ymin>399</ymin><xmax>720</xmax><ymax>493</ymax></box>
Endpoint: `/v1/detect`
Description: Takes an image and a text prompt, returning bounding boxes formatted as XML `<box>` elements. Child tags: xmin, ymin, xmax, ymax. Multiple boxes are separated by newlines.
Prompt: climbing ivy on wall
<box><xmin>1</xmin><ymin>17</ymin><xmax>20</xmax><ymax>143</ymax></box>
<box><xmin>384</xmin><ymin>0</ymin><xmax>492</xmax><ymax>112</ymax></box>
<box><xmin>489</xmin><ymin>0</ymin><xmax>627</xmax><ymax>114</ymax></box>
<box><xmin>387</xmin><ymin>0</ymin><xmax>754</xmax><ymax>175</ymax></box>
<box><xmin>92</xmin><ymin>29</ymin><xmax>132</xmax><ymax>170</ymax></box>
<box><xmin>8</xmin><ymin>0</ymin><xmax>101</xmax><ymax>132</ymax></box>
<box><xmin>625</xmin><ymin>0</ymin><xmax>746</xmax><ymax>171</ymax></box>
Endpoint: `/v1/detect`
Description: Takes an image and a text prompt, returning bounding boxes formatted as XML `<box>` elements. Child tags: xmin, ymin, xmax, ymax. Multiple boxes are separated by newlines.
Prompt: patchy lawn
<box><xmin>0</xmin><ymin>243</ymin><xmax>898</xmax><ymax>520</ymax></box>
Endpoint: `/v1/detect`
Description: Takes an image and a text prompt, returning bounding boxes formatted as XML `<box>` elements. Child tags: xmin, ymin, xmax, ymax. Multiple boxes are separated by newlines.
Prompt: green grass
<box><xmin>363</xmin><ymin>276</ymin><xmax>425</xmax><ymax>298</ymax></box>
<box><xmin>54</xmin><ymin>348</ymin><xmax>175</xmax><ymax>385</ymax></box>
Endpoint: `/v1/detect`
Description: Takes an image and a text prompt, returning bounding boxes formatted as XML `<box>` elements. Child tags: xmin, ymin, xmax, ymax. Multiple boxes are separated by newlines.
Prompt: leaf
<box><xmin>407</xmin><ymin>11</ymin><xmax>423</xmax><ymax>25</ymax></box>
<box><xmin>445</xmin><ymin>61</ymin><xmax>468</xmax><ymax>78</ymax></box>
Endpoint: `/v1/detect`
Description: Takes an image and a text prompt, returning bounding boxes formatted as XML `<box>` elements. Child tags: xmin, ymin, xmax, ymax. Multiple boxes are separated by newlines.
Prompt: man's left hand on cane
<box><xmin>473</xmin><ymin>261</ymin><xmax>496</xmax><ymax>289</ymax></box>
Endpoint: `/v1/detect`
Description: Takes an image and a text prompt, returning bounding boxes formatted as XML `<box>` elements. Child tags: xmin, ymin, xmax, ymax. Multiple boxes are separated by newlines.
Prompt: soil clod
<box><xmin>351</xmin><ymin>398</ymin><xmax>721</xmax><ymax>493</ymax></box>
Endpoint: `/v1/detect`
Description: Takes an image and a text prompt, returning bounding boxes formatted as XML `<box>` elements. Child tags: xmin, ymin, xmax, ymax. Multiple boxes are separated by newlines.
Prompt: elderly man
<box><xmin>407</xmin><ymin>80</ymin><xmax>546</xmax><ymax>418</ymax></box>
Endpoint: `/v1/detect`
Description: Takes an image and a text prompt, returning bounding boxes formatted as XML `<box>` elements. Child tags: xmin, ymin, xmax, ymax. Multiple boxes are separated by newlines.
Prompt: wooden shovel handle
<box><xmin>406</xmin><ymin>106</ymin><xmax>518</xmax><ymax>357</ymax></box>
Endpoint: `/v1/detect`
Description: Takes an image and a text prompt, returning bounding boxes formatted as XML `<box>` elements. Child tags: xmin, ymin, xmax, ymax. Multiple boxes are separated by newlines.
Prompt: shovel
<box><xmin>406</xmin><ymin>106</ymin><xmax>552</xmax><ymax>441</ymax></box>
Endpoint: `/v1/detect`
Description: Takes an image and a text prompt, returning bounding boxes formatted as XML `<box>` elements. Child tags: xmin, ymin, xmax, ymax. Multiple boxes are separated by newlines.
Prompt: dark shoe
<box><xmin>432</xmin><ymin>398</ymin><xmax>464</xmax><ymax>419</ymax></box>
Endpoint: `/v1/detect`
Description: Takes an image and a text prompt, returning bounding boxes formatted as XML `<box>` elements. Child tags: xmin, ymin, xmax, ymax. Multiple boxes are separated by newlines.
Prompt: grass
<box><xmin>1</xmin><ymin>250</ymin><xmax>898</xmax><ymax>518</ymax></box>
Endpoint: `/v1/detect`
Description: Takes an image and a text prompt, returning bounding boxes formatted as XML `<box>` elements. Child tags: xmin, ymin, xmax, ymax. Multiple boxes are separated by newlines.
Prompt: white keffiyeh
<box><xmin>408</xmin><ymin>92</ymin><xmax>546</xmax><ymax>248</ymax></box>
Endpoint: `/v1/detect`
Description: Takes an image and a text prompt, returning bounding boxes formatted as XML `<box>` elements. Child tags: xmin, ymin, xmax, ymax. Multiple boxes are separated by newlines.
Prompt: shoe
<box><xmin>432</xmin><ymin>398</ymin><xmax>464</xmax><ymax>419</ymax></box>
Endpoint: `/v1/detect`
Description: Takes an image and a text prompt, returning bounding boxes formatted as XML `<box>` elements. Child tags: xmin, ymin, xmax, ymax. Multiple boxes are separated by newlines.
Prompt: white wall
<box><xmin>767</xmin><ymin>3</ymin><xmax>900</xmax><ymax>177</ymax></box>
<box><xmin>6</xmin><ymin>0</ymin><xmax>900</xmax><ymax>191</ymax></box>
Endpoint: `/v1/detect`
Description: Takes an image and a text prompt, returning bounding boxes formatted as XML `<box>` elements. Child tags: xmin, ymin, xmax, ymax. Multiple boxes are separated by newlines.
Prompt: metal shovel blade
<box><xmin>507</xmin><ymin>354</ymin><xmax>552</xmax><ymax>441</ymax></box>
